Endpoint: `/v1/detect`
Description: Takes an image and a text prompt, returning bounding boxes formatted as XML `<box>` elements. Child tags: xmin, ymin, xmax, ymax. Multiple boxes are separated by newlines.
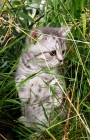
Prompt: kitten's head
<box><xmin>25</xmin><ymin>26</ymin><xmax>71</xmax><ymax>68</ymax></box>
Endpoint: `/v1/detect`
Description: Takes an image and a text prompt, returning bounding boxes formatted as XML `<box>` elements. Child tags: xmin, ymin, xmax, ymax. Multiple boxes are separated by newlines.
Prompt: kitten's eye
<box><xmin>62</xmin><ymin>50</ymin><xmax>66</xmax><ymax>55</ymax></box>
<box><xmin>49</xmin><ymin>50</ymin><xmax>56</xmax><ymax>56</ymax></box>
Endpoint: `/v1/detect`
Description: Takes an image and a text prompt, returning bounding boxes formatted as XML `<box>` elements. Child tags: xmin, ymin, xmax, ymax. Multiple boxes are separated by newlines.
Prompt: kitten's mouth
<box><xmin>59</xmin><ymin>61</ymin><xmax>63</xmax><ymax>65</ymax></box>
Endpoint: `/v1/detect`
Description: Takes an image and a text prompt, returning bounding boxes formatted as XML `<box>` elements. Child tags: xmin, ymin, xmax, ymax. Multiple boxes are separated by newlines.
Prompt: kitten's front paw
<box><xmin>18</xmin><ymin>116</ymin><xmax>30</xmax><ymax>127</ymax></box>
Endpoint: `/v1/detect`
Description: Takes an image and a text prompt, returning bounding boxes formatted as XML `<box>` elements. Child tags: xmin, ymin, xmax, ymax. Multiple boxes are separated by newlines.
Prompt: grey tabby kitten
<box><xmin>15</xmin><ymin>26</ymin><xmax>71</xmax><ymax>129</ymax></box>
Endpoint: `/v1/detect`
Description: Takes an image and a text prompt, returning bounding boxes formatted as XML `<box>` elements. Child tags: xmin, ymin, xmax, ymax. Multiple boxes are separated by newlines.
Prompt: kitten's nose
<box><xmin>56</xmin><ymin>55</ymin><xmax>63</xmax><ymax>62</ymax></box>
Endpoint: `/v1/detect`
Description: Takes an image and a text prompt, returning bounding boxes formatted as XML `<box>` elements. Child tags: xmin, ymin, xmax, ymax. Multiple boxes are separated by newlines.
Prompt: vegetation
<box><xmin>0</xmin><ymin>0</ymin><xmax>90</xmax><ymax>139</ymax></box>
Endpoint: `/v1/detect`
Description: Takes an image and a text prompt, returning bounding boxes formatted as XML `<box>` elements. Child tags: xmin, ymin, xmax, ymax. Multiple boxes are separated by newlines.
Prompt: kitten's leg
<box><xmin>54</xmin><ymin>86</ymin><xmax>64</xmax><ymax>106</ymax></box>
<box><xmin>50</xmin><ymin>79</ymin><xmax>64</xmax><ymax>106</ymax></box>
<box><xmin>16</xmin><ymin>75</ymin><xmax>31</xmax><ymax>103</ymax></box>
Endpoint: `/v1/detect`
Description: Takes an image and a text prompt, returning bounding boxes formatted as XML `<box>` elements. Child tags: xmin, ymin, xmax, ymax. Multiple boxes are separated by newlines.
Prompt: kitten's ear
<box><xmin>59</xmin><ymin>26</ymin><xmax>72</xmax><ymax>37</ymax></box>
<box><xmin>30</xmin><ymin>29</ymin><xmax>43</xmax><ymax>43</ymax></box>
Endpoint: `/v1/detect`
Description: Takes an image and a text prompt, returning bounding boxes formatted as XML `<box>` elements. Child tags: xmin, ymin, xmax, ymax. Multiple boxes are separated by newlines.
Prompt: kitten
<box><xmin>15</xmin><ymin>26</ymin><xmax>71</xmax><ymax>129</ymax></box>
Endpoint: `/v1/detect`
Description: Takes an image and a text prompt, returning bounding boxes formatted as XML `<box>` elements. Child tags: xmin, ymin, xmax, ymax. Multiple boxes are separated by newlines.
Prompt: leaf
<box><xmin>17</xmin><ymin>12</ymin><xmax>35</xmax><ymax>23</ymax></box>
<box><xmin>80</xmin><ymin>0</ymin><xmax>85</xmax><ymax>10</ymax></box>
<box><xmin>54</xmin><ymin>0</ymin><xmax>58</xmax><ymax>11</ymax></box>
<box><xmin>40</xmin><ymin>102</ymin><xmax>49</xmax><ymax>121</ymax></box>
<box><xmin>0</xmin><ymin>61</ymin><xmax>8</xmax><ymax>68</ymax></box>
<box><xmin>17</xmin><ymin>70</ymin><xmax>41</xmax><ymax>88</ymax></box>
<box><xmin>70</xmin><ymin>2</ymin><xmax>75</xmax><ymax>18</ymax></box>
<box><xmin>12</xmin><ymin>0</ymin><xmax>21</xmax><ymax>7</ymax></box>
<box><xmin>6</xmin><ymin>99</ymin><xmax>21</xmax><ymax>105</ymax></box>
<box><xmin>81</xmin><ymin>13</ymin><xmax>86</xmax><ymax>36</ymax></box>
<box><xmin>66</xmin><ymin>0</ymin><xmax>70</xmax><ymax>9</ymax></box>
<box><xmin>50</xmin><ymin>85</ymin><xmax>56</xmax><ymax>96</ymax></box>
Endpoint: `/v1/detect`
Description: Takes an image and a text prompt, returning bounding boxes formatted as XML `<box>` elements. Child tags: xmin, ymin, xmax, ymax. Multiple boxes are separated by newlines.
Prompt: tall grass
<box><xmin>0</xmin><ymin>0</ymin><xmax>90</xmax><ymax>139</ymax></box>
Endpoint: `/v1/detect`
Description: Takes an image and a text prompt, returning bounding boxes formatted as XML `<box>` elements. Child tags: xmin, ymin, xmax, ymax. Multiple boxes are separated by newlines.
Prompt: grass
<box><xmin>0</xmin><ymin>0</ymin><xmax>90</xmax><ymax>139</ymax></box>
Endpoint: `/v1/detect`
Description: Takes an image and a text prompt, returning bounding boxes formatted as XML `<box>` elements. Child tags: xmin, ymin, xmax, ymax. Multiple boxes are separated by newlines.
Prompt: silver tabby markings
<box><xmin>15</xmin><ymin>26</ymin><xmax>71</xmax><ymax>129</ymax></box>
